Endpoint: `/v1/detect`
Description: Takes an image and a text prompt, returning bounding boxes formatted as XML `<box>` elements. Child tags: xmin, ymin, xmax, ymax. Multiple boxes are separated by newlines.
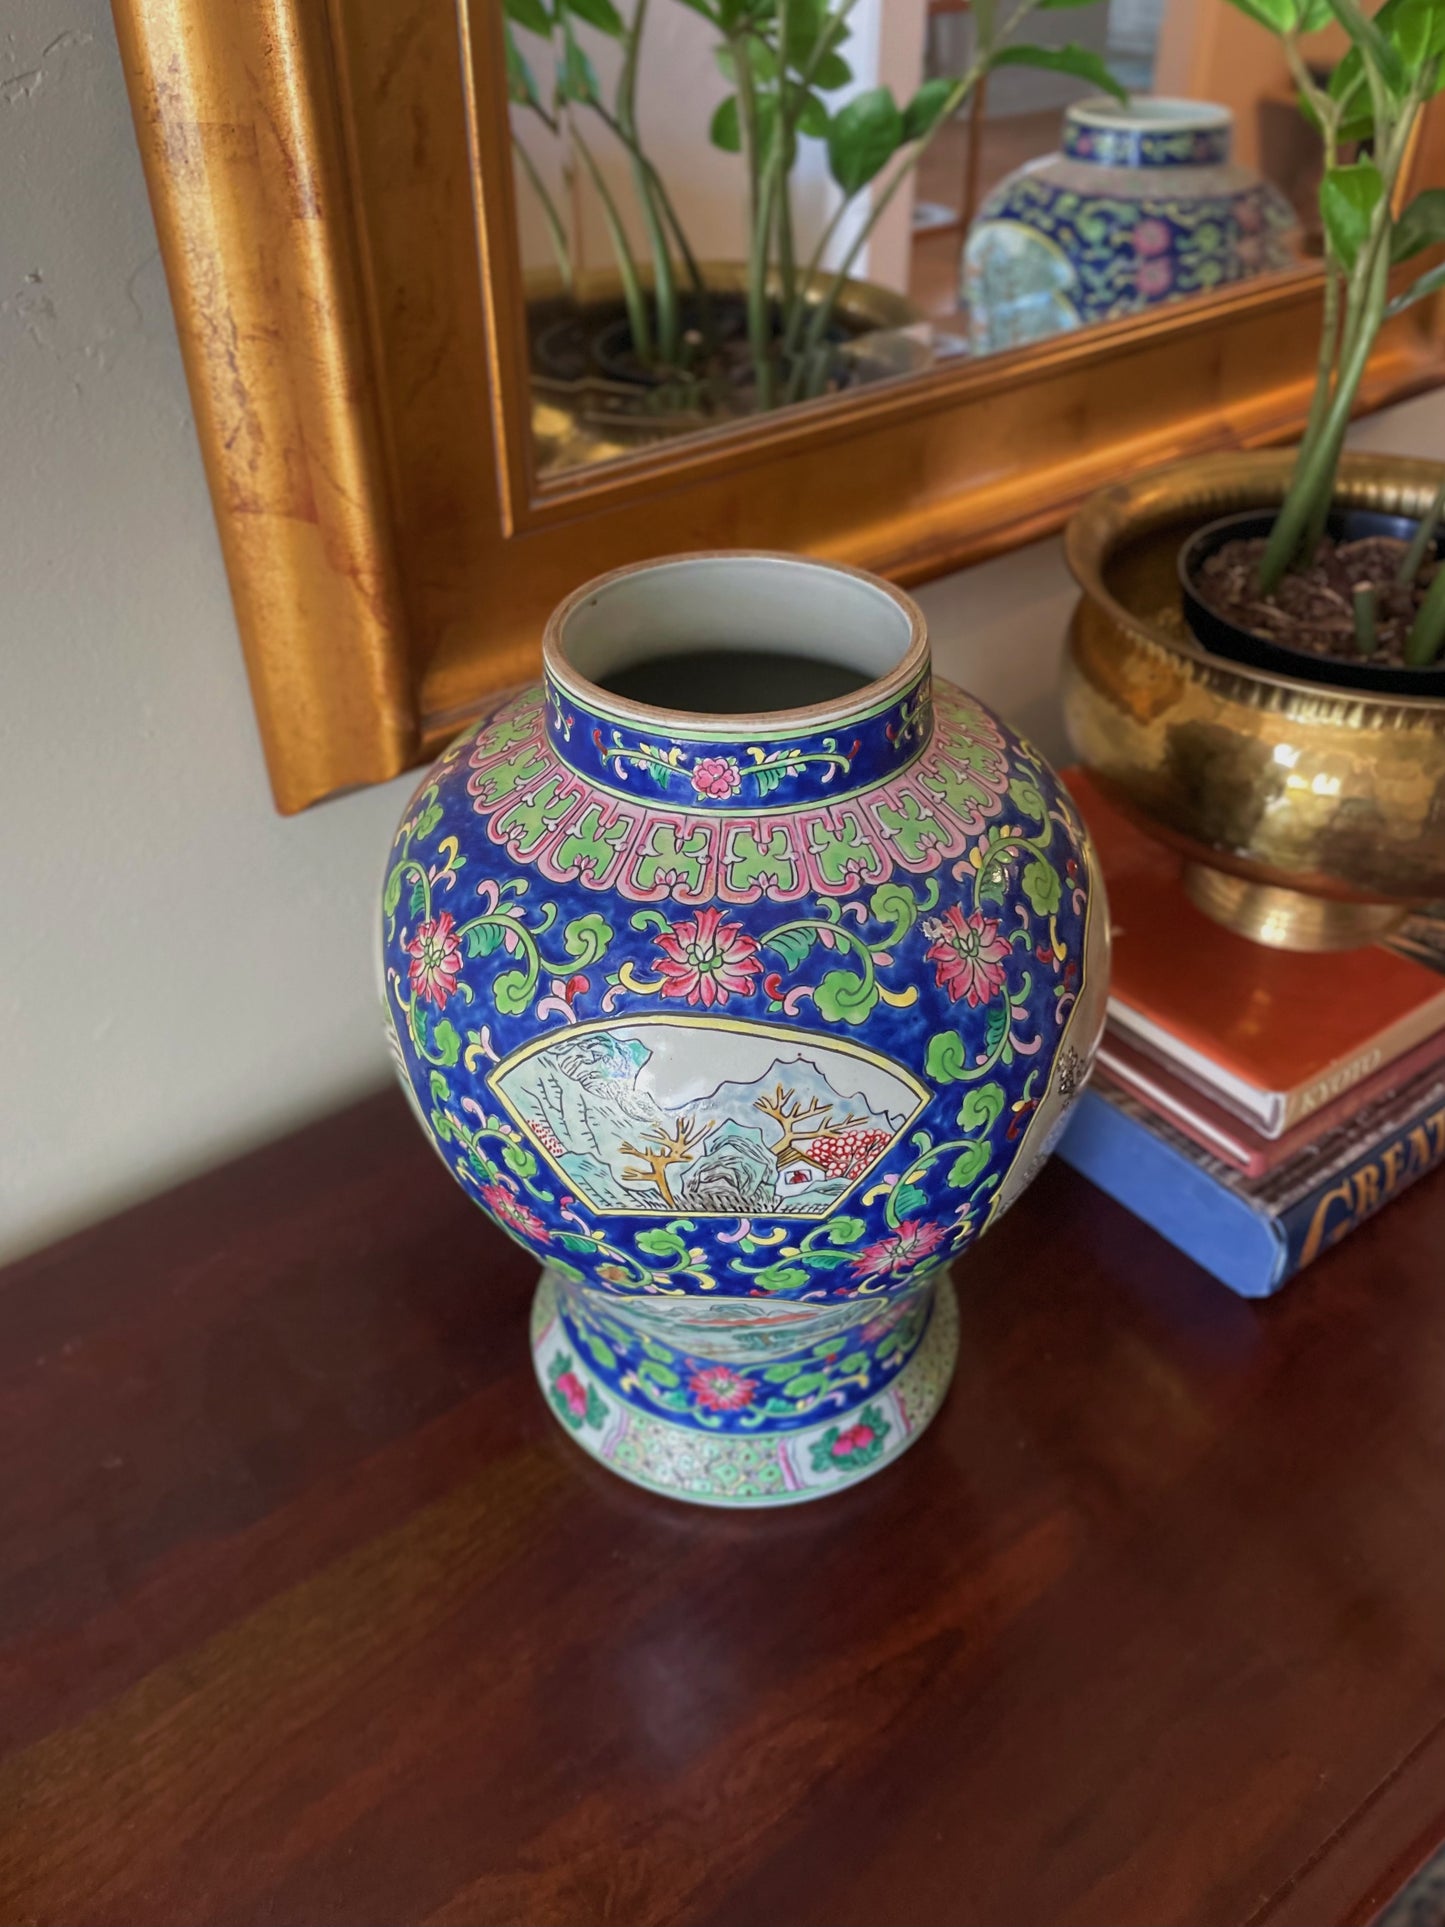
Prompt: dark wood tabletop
<box><xmin>4</xmin><ymin>1087</ymin><xmax>1445</xmax><ymax>1927</ymax></box>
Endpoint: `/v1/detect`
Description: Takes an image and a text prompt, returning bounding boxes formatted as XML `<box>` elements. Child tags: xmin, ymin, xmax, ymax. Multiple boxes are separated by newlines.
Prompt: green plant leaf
<box><xmin>902</xmin><ymin>77</ymin><xmax>955</xmax><ymax>141</ymax></box>
<box><xmin>1218</xmin><ymin>0</ymin><xmax>1297</xmax><ymax>30</ymax></box>
<box><xmin>892</xmin><ymin>1181</ymin><xmax>930</xmax><ymax>1219</ymax></box>
<box><xmin>1388</xmin><ymin>259</ymin><xmax>1445</xmax><ymax>318</ymax></box>
<box><xmin>1320</xmin><ymin>159</ymin><xmax>1383</xmax><ymax>271</ymax></box>
<box><xmin>826</xmin><ymin>85</ymin><xmax>904</xmax><ymax>194</ymax></box>
<box><xmin>505</xmin><ymin>0</ymin><xmax>553</xmax><ymax>34</ymax></box>
<box><xmin>960</xmin><ymin>1081</ymin><xmax>1006</xmax><ymax>1132</ymax></box>
<box><xmin>796</xmin><ymin>89</ymin><xmax>830</xmax><ymax>137</ymax></box>
<box><xmin>925</xmin><ymin>1029</ymin><xmax>969</xmax><ymax>1083</ymax></box>
<box><xmin>812</xmin><ymin>48</ymin><xmax>853</xmax><ymax>90</ymax></box>
<box><xmin>557</xmin><ymin>30</ymin><xmax>599</xmax><ymax>102</ymax></box>
<box><xmin>563</xmin><ymin>0</ymin><xmax>624</xmax><ymax>32</ymax></box>
<box><xmin>1022</xmin><ymin>854</ymin><xmax>1062</xmax><ymax>917</ymax></box>
<box><xmin>1393</xmin><ymin>188</ymin><xmax>1445</xmax><ymax>264</ymax></box>
<box><xmin>783</xmin><ymin>0</ymin><xmax>828</xmax><ymax>66</ymax></box>
<box><xmin>1324</xmin><ymin>0</ymin><xmax>1407</xmax><ymax>91</ymax></box>
<box><xmin>989</xmin><ymin>43</ymin><xmax>1128</xmax><ymax>104</ymax></box>
<box><xmin>716</xmin><ymin>92</ymin><xmax>747</xmax><ymax>150</ymax></box>
<box><xmin>433</xmin><ymin>1020</ymin><xmax>462</xmax><ymax>1068</ymax></box>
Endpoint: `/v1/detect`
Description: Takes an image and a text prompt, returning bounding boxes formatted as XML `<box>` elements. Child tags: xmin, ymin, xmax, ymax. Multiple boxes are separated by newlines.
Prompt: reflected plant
<box><xmin>1222</xmin><ymin>0</ymin><xmax>1445</xmax><ymax>656</ymax></box>
<box><xmin>504</xmin><ymin>0</ymin><xmax>1122</xmax><ymax>410</ymax></box>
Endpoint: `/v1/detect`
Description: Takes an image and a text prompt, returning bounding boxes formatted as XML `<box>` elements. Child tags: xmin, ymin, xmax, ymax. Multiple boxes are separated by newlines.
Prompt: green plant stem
<box><xmin>1399</xmin><ymin>475</ymin><xmax>1445</xmax><ymax>584</ymax></box>
<box><xmin>617</xmin><ymin>0</ymin><xmax>679</xmax><ymax>364</ymax></box>
<box><xmin>1406</xmin><ymin>557</ymin><xmax>1445</xmax><ymax>665</ymax></box>
<box><xmin>1352</xmin><ymin>584</ymin><xmax>1377</xmax><ymax>655</ymax></box>
<box><xmin>573</xmin><ymin>126</ymin><xmax>653</xmax><ymax>364</ymax></box>
<box><xmin>731</xmin><ymin>26</ymin><xmax>775</xmax><ymax>404</ymax></box>
<box><xmin>511</xmin><ymin>135</ymin><xmax>574</xmax><ymax>295</ymax></box>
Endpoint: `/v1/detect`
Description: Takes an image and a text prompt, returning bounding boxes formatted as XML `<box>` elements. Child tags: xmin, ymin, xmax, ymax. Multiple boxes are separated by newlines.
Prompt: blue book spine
<box><xmin>1056</xmin><ymin>1084</ymin><xmax>1445</xmax><ymax>1297</ymax></box>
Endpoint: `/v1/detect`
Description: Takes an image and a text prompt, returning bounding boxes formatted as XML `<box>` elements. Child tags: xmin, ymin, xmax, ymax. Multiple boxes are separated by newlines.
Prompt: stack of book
<box><xmin>1057</xmin><ymin>771</ymin><xmax>1445</xmax><ymax>1297</ymax></box>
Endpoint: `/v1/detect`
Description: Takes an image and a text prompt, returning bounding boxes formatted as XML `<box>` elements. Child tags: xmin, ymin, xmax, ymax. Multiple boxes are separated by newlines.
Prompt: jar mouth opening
<box><xmin>1066</xmin><ymin>95</ymin><xmax>1232</xmax><ymax>134</ymax></box>
<box><xmin>543</xmin><ymin>552</ymin><xmax>927</xmax><ymax>738</ymax></box>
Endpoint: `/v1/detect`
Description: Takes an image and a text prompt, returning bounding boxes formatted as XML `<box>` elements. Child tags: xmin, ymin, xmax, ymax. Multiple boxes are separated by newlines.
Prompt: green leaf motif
<box><xmin>636</xmin><ymin>1227</ymin><xmax>690</xmax><ymax>1261</ymax></box>
<box><xmin>868</xmin><ymin>881</ymin><xmax>918</xmax><ymax>945</ymax></box>
<box><xmin>985</xmin><ymin>1000</ymin><xmax>1011</xmax><ymax>1056</ymax></box>
<box><xmin>755</xmin><ymin>1262</ymin><xmax>811</xmax><ymax>1293</ymax></box>
<box><xmin>948</xmin><ymin>1141</ymin><xmax>992</xmax><ymax>1188</ymax></box>
<box><xmin>409</xmin><ymin>879</ymin><xmax>427</xmax><ymax>917</ymax></box>
<box><xmin>893</xmin><ymin>1180</ymin><xmax>930</xmax><ymax>1219</ymax></box>
<box><xmin>768</xmin><ymin>925</ymin><xmax>818</xmax><ymax>971</ymax></box>
<box><xmin>583</xmin><ymin>1331</ymin><xmax>618</xmax><ymax>1372</ymax></box>
<box><xmin>1321</xmin><ymin>161</ymin><xmax>1383</xmax><ymax>272</ymax></box>
<box><xmin>1022</xmin><ymin>855</ymin><xmax>1062</xmax><ymax>917</ymax></box>
<box><xmin>1008</xmin><ymin>772</ymin><xmax>1046</xmax><ymax>823</ymax></box>
<box><xmin>493</xmin><ymin>970</ymin><xmax>536</xmax><ymax>1016</ymax></box>
<box><xmin>925</xmin><ymin>1029</ymin><xmax>969</xmax><ymax>1083</ymax></box>
<box><xmin>429</xmin><ymin>1070</ymin><xmax>450</xmax><ymax>1105</ymax></box>
<box><xmin>813</xmin><ymin>968</ymin><xmax>878</xmax><ymax>1026</ymax></box>
<box><xmin>989</xmin><ymin>44</ymin><xmax>1127</xmax><ymax>105</ymax></box>
<box><xmin>827</xmin><ymin>86</ymin><xmax>904</xmax><ymax>194</ymax></box>
<box><xmin>415</xmin><ymin>802</ymin><xmax>443</xmax><ymax>840</ymax></box>
<box><xmin>383</xmin><ymin>870</ymin><xmax>403</xmax><ymax>917</ymax></box>
<box><xmin>557</xmin><ymin>1231</ymin><xmax>602</xmax><ymax>1254</ymax></box>
<box><xmin>429</xmin><ymin>1107</ymin><xmax>453</xmax><ymax>1143</ymax></box>
<box><xmin>821</xmin><ymin>1214</ymin><xmax>866</xmax><ymax>1246</ymax></box>
<box><xmin>960</xmin><ymin>1081</ymin><xmax>1006</xmax><ymax>1132</ymax></box>
<box><xmin>433</xmin><ymin>1020</ymin><xmax>462</xmax><ymax>1068</ymax></box>
<box><xmin>503</xmin><ymin>1141</ymin><xmax>537</xmax><ymax>1177</ymax></box>
<box><xmin>562</xmin><ymin>912</ymin><xmax>613</xmax><ymax>965</ymax></box>
<box><xmin>466</xmin><ymin>922</ymin><xmax>506</xmax><ymax>958</ymax></box>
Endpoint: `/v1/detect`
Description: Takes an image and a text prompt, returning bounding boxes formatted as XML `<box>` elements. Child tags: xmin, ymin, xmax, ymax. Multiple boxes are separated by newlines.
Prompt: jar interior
<box><xmin>557</xmin><ymin>555</ymin><xmax>915</xmax><ymax>718</ymax></box>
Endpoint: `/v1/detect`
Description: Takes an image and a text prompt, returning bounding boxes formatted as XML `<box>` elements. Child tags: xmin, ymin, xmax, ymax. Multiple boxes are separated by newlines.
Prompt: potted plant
<box><xmin>1063</xmin><ymin>0</ymin><xmax>1445</xmax><ymax>952</ymax></box>
<box><xmin>505</xmin><ymin>0</ymin><xmax>1122</xmax><ymax>449</ymax></box>
<box><xmin>1177</xmin><ymin>0</ymin><xmax>1445</xmax><ymax>689</ymax></box>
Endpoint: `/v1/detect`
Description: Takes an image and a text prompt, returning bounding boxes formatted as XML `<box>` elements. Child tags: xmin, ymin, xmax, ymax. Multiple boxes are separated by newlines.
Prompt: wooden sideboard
<box><xmin>3</xmin><ymin>1088</ymin><xmax>1445</xmax><ymax>1925</ymax></box>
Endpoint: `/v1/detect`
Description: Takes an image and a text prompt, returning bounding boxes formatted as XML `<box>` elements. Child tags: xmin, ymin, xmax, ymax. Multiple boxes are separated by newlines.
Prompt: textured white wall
<box><xmin>2</xmin><ymin>0</ymin><xmax>1441</xmax><ymax>1264</ymax></box>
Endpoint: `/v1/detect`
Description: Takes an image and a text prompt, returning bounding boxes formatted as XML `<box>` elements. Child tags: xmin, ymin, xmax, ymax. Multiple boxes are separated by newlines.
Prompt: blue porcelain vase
<box><xmin>380</xmin><ymin>554</ymin><xmax>1109</xmax><ymax>1505</ymax></box>
<box><xmin>964</xmin><ymin>96</ymin><xmax>1297</xmax><ymax>353</ymax></box>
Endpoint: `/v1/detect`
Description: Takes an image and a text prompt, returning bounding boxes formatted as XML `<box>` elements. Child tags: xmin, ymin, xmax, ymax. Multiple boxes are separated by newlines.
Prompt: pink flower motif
<box><xmin>1133</xmin><ymin>218</ymin><xmax>1172</xmax><ymax>258</ymax></box>
<box><xmin>924</xmin><ymin>906</ymin><xmax>1010</xmax><ymax>1008</ymax></box>
<box><xmin>406</xmin><ymin>911</ymin><xmax>463</xmax><ymax>1010</ymax></box>
<box><xmin>852</xmin><ymin>1218</ymin><xmax>950</xmax><ymax>1284</ymax></box>
<box><xmin>689</xmin><ymin>1364</ymin><xmax>757</xmax><ymax>1412</ymax></box>
<box><xmin>654</xmin><ymin>907</ymin><xmax>762</xmax><ymax>1007</ymax></box>
<box><xmin>832</xmin><ymin>1422</ymin><xmax>876</xmax><ymax>1457</ymax></box>
<box><xmin>1237</xmin><ymin>195</ymin><xmax>1263</xmax><ymax>234</ymax></box>
<box><xmin>691</xmin><ymin>755</ymin><xmax>743</xmax><ymax>800</ymax></box>
<box><xmin>1137</xmin><ymin>257</ymin><xmax>1174</xmax><ymax>299</ymax></box>
<box><xmin>554</xmin><ymin>1370</ymin><xmax>588</xmax><ymax>1420</ymax></box>
<box><xmin>479</xmin><ymin>1181</ymin><xmax>550</xmax><ymax>1245</ymax></box>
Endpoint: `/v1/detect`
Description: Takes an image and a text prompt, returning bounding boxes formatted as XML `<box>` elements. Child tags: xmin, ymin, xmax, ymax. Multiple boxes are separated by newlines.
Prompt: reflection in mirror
<box><xmin>503</xmin><ymin>0</ymin><xmax>1308</xmax><ymax>479</ymax></box>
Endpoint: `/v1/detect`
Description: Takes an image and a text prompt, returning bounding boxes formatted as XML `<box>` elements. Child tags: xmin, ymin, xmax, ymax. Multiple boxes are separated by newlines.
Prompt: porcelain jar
<box><xmin>380</xmin><ymin>555</ymin><xmax>1109</xmax><ymax>1505</ymax></box>
<box><xmin>963</xmin><ymin>96</ymin><xmax>1297</xmax><ymax>354</ymax></box>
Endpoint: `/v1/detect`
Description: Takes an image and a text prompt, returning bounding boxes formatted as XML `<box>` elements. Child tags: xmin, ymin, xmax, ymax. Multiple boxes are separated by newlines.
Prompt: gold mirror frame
<box><xmin>112</xmin><ymin>0</ymin><xmax>1445</xmax><ymax>811</ymax></box>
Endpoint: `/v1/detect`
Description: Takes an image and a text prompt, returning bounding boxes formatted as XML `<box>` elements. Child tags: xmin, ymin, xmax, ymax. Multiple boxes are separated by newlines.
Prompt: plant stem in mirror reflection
<box><xmin>503</xmin><ymin>0</ymin><xmax>1124</xmax><ymax>417</ymax></box>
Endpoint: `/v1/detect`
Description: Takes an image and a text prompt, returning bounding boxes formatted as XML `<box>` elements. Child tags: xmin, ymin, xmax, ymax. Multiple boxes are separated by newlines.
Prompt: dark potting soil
<box><xmin>1193</xmin><ymin>534</ymin><xmax>1437</xmax><ymax>667</ymax></box>
<box><xmin>599</xmin><ymin>649</ymin><xmax>871</xmax><ymax>716</ymax></box>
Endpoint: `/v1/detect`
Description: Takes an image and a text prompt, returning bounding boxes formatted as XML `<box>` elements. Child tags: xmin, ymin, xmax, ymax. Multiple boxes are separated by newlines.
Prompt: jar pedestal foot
<box><xmin>530</xmin><ymin>1269</ymin><xmax>959</xmax><ymax>1508</ymax></box>
<box><xmin>1182</xmin><ymin>863</ymin><xmax>1409</xmax><ymax>953</ymax></box>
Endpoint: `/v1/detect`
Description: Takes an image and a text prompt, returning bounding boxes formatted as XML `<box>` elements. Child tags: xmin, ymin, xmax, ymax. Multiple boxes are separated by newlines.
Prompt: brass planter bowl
<box><xmin>1062</xmin><ymin>449</ymin><xmax>1445</xmax><ymax>951</ymax></box>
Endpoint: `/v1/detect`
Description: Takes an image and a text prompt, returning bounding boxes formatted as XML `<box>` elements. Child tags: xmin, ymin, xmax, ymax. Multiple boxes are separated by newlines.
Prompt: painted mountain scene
<box><xmin>491</xmin><ymin>1019</ymin><xmax>926</xmax><ymax>1219</ymax></box>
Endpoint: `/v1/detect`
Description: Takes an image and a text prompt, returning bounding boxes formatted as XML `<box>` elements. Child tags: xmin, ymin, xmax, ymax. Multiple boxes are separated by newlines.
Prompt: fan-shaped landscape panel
<box><xmin>490</xmin><ymin>1017</ymin><xmax>929</xmax><ymax>1219</ymax></box>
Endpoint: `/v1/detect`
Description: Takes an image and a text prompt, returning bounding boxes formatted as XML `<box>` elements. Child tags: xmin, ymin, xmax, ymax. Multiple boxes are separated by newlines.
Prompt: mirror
<box><xmin>502</xmin><ymin>0</ymin><xmax>1317</xmax><ymax>480</ymax></box>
